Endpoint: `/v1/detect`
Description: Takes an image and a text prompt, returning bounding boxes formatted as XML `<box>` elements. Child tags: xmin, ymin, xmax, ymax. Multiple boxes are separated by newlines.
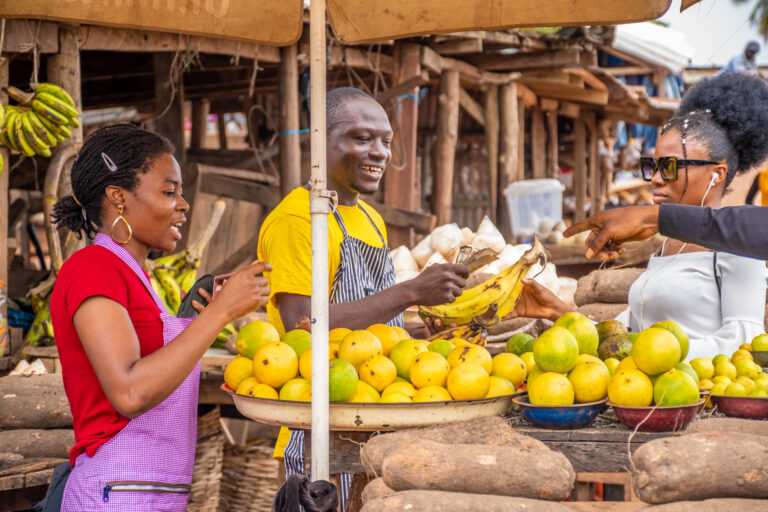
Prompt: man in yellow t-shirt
<box><xmin>258</xmin><ymin>88</ymin><xmax>468</xmax><ymax>500</ymax></box>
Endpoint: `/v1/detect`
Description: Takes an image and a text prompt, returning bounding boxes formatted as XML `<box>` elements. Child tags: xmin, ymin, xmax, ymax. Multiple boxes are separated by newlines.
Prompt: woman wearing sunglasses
<box><xmin>512</xmin><ymin>72</ymin><xmax>768</xmax><ymax>360</ymax></box>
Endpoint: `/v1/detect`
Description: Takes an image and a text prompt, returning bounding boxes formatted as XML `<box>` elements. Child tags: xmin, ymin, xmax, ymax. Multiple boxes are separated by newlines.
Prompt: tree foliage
<box><xmin>733</xmin><ymin>0</ymin><xmax>768</xmax><ymax>39</ymax></box>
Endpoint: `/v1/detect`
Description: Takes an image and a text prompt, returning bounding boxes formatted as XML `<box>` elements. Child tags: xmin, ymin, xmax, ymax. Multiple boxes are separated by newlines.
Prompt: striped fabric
<box><xmin>62</xmin><ymin>234</ymin><xmax>198</xmax><ymax>511</ymax></box>
<box><xmin>285</xmin><ymin>205</ymin><xmax>402</xmax><ymax>510</ymax></box>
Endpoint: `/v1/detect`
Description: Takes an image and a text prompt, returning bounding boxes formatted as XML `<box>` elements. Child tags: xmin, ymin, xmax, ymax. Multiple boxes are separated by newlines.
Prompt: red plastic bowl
<box><xmin>709</xmin><ymin>394</ymin><xmax>768</xmax><ymax>420</ymax></box>
<box><xmin>609</xmin><ymin>400</ymin><xmax>703</xmax><ymax>432</ymax></box>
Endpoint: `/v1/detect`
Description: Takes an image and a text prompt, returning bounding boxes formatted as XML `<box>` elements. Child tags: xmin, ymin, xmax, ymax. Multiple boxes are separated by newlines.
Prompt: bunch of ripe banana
<box><xmin>24</xmin><ymin>274</ymin><xmax>57</xmax><ymax>346</ymax></box>
<box><xmin>419</xmin><ymin>235</ymin><xmax>547</xmax><ymax>327</ymax></box>
<box><xmin>0</xmin><ymin>83</ymin><xmax>80</xmax><ymax>159</ymax></box>
<box><xmin>426</xmin><ymin>324</ymin><xmax>488</xmax><ymax>347</ymax></box>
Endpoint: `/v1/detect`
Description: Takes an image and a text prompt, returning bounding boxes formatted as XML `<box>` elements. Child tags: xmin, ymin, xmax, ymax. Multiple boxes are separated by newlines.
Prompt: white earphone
<box><xmin>700</xmin><ymin>172</ymin><xmax>718</xmax><ymax>206</ymax></box>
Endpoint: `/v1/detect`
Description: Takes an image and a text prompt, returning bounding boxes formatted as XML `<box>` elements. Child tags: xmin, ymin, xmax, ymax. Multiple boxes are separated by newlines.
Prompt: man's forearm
<box><xmin>659</xmin><ymin>204</ymin><xmax>768</xmax><ymax>260</ymax></box>
<box><xmin>329</xmin><ymin>282</ymin><xmax>417</xmax><ymax>330</ymax></box>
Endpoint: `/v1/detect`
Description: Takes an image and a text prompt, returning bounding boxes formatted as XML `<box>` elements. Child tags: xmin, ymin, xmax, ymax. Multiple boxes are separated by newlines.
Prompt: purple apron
<box><xmin>62</xmin><ymin>233</ymin><xmax>198</xmax><ymax>511</ymax></box>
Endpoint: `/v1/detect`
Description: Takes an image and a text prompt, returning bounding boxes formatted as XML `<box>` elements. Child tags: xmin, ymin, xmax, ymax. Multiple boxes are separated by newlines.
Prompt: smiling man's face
<box><xmin>326</xmin><ymin>96</ymin><xmax>393</xmax><ymax>203</ymax></box>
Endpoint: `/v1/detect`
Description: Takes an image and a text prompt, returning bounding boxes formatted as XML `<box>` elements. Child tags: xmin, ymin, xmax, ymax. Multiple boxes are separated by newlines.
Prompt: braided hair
<box><xmin>53</xmin><ymin>124</ymin><xmax>174</xmax><ymax>239</ymax></box>
<box><xmin>661</xmin><ymin>73</ymin><xmax>768</xmax><ymax>187</ymax></box>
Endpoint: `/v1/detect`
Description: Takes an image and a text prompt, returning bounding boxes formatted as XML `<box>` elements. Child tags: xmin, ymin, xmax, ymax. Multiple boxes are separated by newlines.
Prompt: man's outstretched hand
<box><xmin>563</xmin><ymin>205</ymin><xmax>661</xmax><ymax>260</ymax></box>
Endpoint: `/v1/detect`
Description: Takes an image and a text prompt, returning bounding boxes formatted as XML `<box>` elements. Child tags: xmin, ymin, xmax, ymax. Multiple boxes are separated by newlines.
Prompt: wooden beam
<box><xmin>540</xmin><ymin>98</ymin><xmax>559</xmax><ymax>112</ymax></box>
<box><xmin>420</xmin><ymin>46</ymin><xmax>519</xmax><ymax>86</ymax></box>
<box><xmin>515</xmin><ymin>83</ymin><xmax>538</xmax><ymax>108</ymax></box>
<box><xmin>598</xmin><ymin>44</ymin><xmax>649</xmax><ymax>68</ymax></box>
<box><xmin>433</xmin><ymin>70</ymin><xmax>460</xmax><ymax>226</ymax></box>
<box><xmin>199</xmin><ymin>173</ymin><xmax>280</xmax><ymax>208</ymax></box>
<box><xmin>216</xmin><ymin>115</ymin><xmax>228</xmax><ymax>149</ymax></box>
<box><xmin>376</xmin><ymin>75</ymin><xmax>429</xmax><ymax>105</ymax></box>
<box><xmin>559</xmin><ymin>102</ymin><xmax>582</xmax><ymax>119</ymax></box>
<box><xmin>433</xmin><ymin>38</ymin><xmax>483</xmax><ymax>55</ymax></box>
<box><xmin>279</xmin><ymin>43</ymin><xmax>302</xmax><ymax>197</ymax></box>
<box><xmin>484</xmin><ymin>86</ymin><xmax>500</xmax><ymax>223</ymax></box>
<box><xmin>47</xmin><ymin>26</ymin><xmax>83</xmax><ymax>143</ymax></box>
<box><xmin>498</xmin><ymin>82</ymin><xmax>519</xmax><ymax>233</ymax></box>
<box><xmin>153</xmin><ymin>53</ymin><xmax>185</xmax><ymax>162</ymax></box>
<box><xmin>531</xmin><ymin>107</ymin><xmax>547</xmax><ymax>180</ymax></box>
<box><xmin>78</xmin><ymin>25</ymin><xmax>280</xmax><ymax>62</ymax></box>
<box><xmin>518</xmin><ymin>80</ymin><xmax>609</xmax><ymax>106</ymax></box>
<box><xmin>603</xmin><ymin>66</ymin><xmax>653</xmax><ymax>76</ymax></box>
<box><xmin>190</xmin><ymin>100</ymin><xmax>209</xmax><ymax>149</ymax></box>
<box><xmin>586</xmin><ymin>112</ymin><xmax>600</xmax><ymax>216</ymax></box>
<box><xmin>573</xmin><ymin>114</ymin><xmax>587</xmax><ymax>222</ymax></box>
<box><xmin>384</xmin><ymin>43</ymin><xmax>421</xmax><ymax>247</ymax></box>
<box><xmin>473</xmin><ymin>48</ymin><xmax>583</xmax><ymax>71</ymax></box>
<box><xmin>0</xmin><ymin>61</ymin><xmax>8</xmax><ymax>326</ymax></box>
<box><xmin>567</xmin><ymin>69</ymin><xmax>608</xmax><ymax>92</ymax></box>
<box><xmin>546</xmin><ymin>110</ymin><xmax>559</xmax><ymax>179</ymax></box>
<box><xmin>327</xmin><ymin>46</ymin><xmax>394</xmax><ymax>75</ymax></box>
<box><xmin>458</xmin><ymin>88</ymin><xmax>485</xmax><ymax>127</ymax></box>
<box><xmin>517</xmin><ymin>102</ymin><xmax>526</xmax><ymax>182</ymax></box>
<box><xmin>365</xmin><ymin>199</ymin><xmax>436</xmax><ymax>235</ymax></box>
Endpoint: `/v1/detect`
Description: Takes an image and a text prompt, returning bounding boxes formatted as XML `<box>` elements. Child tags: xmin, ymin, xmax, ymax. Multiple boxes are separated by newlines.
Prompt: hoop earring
<box><xmin>110</xmin><ymin>205</ymin><xmax>133</xmax><ymax>244</ymax></box>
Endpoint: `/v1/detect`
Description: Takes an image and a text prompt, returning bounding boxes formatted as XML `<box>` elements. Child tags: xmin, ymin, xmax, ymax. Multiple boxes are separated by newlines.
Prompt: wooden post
<box><xmin>279</xmin><ymin>43</ymin><xmax>302</xmax><ymax>197</ymax></box>
<box><xmin>498</xmin><ymin>82</ymin><xmax>519</xmax><ymax>235</ymax></box>
<box><xmin>190</xmin><ymin>99</ymin><xmax>209</xmax><ymax>149</ymax></box>
<box><xmin>153</xmin><ymin>52</ymin><xmax>185</xmax><ymax>163</ymax></box>
<box><xmin>573</xmin><ymin>112</ymin><xmax>587</xmax><ymax>222</ymax></box>
<box><xmin>586</xmin><ymin>112</ymin><xmax>600</xmax><ymax>216</ymax></box>
<box><xmin>484</xmin><ymin>86</ymin><xmax>499</xmax><ymax>222</ymax></box>
<box><xmin>546</xmin><ymin>110</ymin><xmax>559</xmax><ymax>179</ymax></box>
<box><xmin>531</xmin><ymin>107</ymin><xmax>546</xmax><ymax>180</ymax></box>
<box><xmin>384</xmin><ymin>43</ymin><xmax>420</xmax><ymax>247</ymax></box>
<box><xmin>216</xmin><ymin>114</ymin><xmax>228</xmax><ymax>149</ymax></box>
<box><xmin>432</xmin><ymin>70</ymin><xmax>460</xmax><ymax>226</ymax></box>
<box><xmin>0</xmin><ymin>61</ymin><xmax>8</xmax><ymax>321</ymax></box>
<box><xmin>47</xmin><ymin>25</ymin><xmax>83</xmax><ymax>143</ymax></box>
<box><xmin>517</xmin><ymin>103</ymin><xmax>526</xmax><ymax>182</ymax></box>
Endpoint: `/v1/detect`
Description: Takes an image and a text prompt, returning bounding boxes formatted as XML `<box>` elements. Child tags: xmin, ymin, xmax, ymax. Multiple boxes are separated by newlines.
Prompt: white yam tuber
<box><xmin>474</xmin><ymin>216</ymin><xmax>506</xmax><ymax>253</ymax></box>
<box><xmin>422</xmin><ymin>252</ymin><xmax>447</xmax><ymax>269</ymax></box>
<box><xmin>390</xmin><ymin>246</ymin><xmax>419</xmax><ymax>273</ymax></box>
<box><xmin>430</xmin><ymin>224</ymin><xmax>463</xmax><ymax>258</ymax></box>
<box><xmin>460</xmin><ymin>227</ymin><xmax>475</xmax><ymax>245</ymax></box>
<box><xmin>411</xmin><ymin>235</ymin><xmax>434</xmax><ymax>269</ymax></box>
<box><xmin>395</xmin><ymin>270</ymin><xmax>420</xmax><ymax>284</ymax></box>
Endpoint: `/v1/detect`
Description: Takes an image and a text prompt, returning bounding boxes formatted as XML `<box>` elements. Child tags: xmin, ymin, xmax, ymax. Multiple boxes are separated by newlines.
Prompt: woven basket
<box><xmin>218</xmin><ymin>441</ymin><xmax>279</xmax><ymax>512</ymax></box>
<box><xmin>188</xmin><ymin>406</ymin><xmax>224</xmax><ymax>512</ymax></box>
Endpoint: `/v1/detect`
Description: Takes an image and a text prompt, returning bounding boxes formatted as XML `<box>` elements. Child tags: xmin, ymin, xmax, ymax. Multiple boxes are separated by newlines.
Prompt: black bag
<box><xmin>32</xmin><ymin>462</ymin><xmax>72</xmax><ymax>512</ymax></box>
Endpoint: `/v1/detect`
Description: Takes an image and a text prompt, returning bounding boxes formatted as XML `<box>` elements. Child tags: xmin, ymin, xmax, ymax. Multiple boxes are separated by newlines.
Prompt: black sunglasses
<box><xmin>640</xmin><ymin>156</ymin><xmax>719</xmax><ymax>182</ymax></box>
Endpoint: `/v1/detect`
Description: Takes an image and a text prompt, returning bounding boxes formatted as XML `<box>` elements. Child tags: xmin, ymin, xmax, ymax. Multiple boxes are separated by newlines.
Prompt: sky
<box><xmin>658</xmin><ymin>0</ymin><xmax>768</xmax><ymax>66</ymax></box>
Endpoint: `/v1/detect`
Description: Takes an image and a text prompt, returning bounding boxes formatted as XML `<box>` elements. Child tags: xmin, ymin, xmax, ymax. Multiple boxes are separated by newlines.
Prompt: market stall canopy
<box><xmin>2</xmin><ymin>0</ymin><xmax>704</xmax><ymax>46</ymax></box>
<box><xmin>613</xmin><ymin>23</ymin><xmax>695</xmax><ymax>73</ymax></box>
<box><xmin>1</xmin><ymin>0</ymin><xmax>305</xmax><ymax>45</ymax></box>
<box><xmin>325</xmin><ymin>0</ymin><xmax>704</xmax><ymax>43</ymax></box>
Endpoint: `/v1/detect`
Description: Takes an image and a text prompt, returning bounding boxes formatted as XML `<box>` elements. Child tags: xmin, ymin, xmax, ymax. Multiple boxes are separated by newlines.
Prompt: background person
<box><xmin>49</xmin><ymin>124</ymin><xmax>270</xmax><ymax>511</ymax></box>
<box><xmin>720</xmin><ymin>40</ymin><xmax>760</xmax><ymax>76</ymax></box>
<box><xmin>513</xmin><ymin>73</ymin><xmax>768</xmax><ymax>359</ymax></box>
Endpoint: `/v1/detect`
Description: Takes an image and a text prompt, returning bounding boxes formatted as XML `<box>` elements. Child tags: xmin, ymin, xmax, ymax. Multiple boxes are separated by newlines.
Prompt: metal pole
<box><xmin>309</xmin><ymin>0</ymin><xmax>330</xmax><ymax>482</ymax></box>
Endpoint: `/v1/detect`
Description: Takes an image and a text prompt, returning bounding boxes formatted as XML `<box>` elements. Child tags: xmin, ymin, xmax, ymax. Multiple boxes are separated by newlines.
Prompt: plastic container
<box><xmin>503</xmin><ymin>179</ymin><xmax>565</xmax><ymax>240</ymax></box>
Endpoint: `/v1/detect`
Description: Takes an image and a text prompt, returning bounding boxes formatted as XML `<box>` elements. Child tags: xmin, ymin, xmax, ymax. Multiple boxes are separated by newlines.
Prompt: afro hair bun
<box><xmin>678</xmin><ymin>73</ymin><xmax>768</xmax><ymax>173</ymax></box>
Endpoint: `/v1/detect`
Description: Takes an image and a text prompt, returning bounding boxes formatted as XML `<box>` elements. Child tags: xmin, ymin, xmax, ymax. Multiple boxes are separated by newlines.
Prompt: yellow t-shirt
<box><xmin>258</xmin><ymin>187</ymin><xmax>388</xmax><ymax>460</ymax></box>
<box><xmin>257</xmin><ymin>186</ymin><xmax>387</xmax><ymax>334</ymax></box>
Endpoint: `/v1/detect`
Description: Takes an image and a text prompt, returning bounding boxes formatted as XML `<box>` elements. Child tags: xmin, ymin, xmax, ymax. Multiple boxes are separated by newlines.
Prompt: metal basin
<box><xmin>609</xmin><ymin>400</ymin><xmax>703</xmax><ymax>432</ymax></box>
<box><xmin>710</xmin><ymin>394</ymin><xmax>768</xmax><ymax>420</ymax></box>
<box><xmin>513</xmin><ymin>395</ymin><xmax>607</xmax><ymax>429</ymax></box>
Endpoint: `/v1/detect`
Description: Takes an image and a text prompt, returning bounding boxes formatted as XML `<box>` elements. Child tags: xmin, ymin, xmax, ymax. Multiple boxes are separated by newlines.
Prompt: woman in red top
<box><xmin>48</xmin><ymin>124</ymin><xmax>270</xmax><ymax>511</ymax></box>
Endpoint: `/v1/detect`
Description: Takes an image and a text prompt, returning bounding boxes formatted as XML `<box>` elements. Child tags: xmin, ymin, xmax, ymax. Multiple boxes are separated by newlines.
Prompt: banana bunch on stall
<box><xmin>146</xmin><ymin>200</ymin><xmax>235</xmax><ymax>347</ymax></box>
<box><xmin>419</xmin><ymin>235</ymin><xmax>547</xmax><ymax>327</ymax></box>
<box><xmin>1</xmin><ymin>83</ymin><xmax>80</xmax><ymax>159</ymax></box>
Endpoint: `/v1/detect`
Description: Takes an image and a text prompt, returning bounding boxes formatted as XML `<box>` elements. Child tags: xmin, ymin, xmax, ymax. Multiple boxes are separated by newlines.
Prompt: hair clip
<box><xmin>101</xmin><ymin>152</ymin><xmax>118</xmax><ymax>172</ymax></box>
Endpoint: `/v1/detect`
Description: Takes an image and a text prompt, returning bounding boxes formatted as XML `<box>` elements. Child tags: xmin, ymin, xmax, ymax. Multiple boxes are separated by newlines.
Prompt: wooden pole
<box><xmin>546</xmin><ymin>110</ymin><xmax>559</xmax><ymax>179</ymax></box>
<box><xmin>279</xmin><ymin>43</ymin><xmax>302</xmax><ymax>197</ymax></box>
<box><xmin>153</xmin><ymin>52</ymin><xmax>185</xmax><ymax>163</ymax></box>
<box><xmin>531</xmin><ymin>107</ymin><xmax>546</xmax><ymax>180</ymax></box>
<box><xmin>573</xmin><ymin>112</ymin><xmax>587</xmax><ymax>222</ymax></box>
<box><xmin>47</xmin><ymin>25</ymin><xmax>83</xmax><ymax>144</ymax></box>
<box><xmin>586</xmin><ymin>111</ymin><xmax>600</xmax><ymax>216</ymax></box>
<box><xmin>484</xmin><ymin>86</ymin><xmax>499</xmax><ymax>222</ymax></box>
<box><xmin>498</xmin><ymin>82</ymin><xmax>518</xmax><ymax>235</ymax></box>
<box><xmin>517</xmin><ymin>102</ymin><xmax>526</xmax><ymax>182</ymax></box>
<box><xmin>190</xmin><ymin>99</ymin><xmax>209</xmax><ymax>149</ymax></box>
<box><xmin>384</xmin><ymin>42</ymin><xmax>420</xmax><ymax>247</ymax></box>
<box><xmin>0</xmin><ymin>61</ymin><xmax>8</xmax><ymax>322</ymax></box>
<box><xmin>432</xmin><ymin>70</ymin><xmax>460</xmax><ymax>226</ymax></box>
<box><xmin>216</xmin><ymin>114</ymin><xmax>228</xmax><ymax>150</ymax></box>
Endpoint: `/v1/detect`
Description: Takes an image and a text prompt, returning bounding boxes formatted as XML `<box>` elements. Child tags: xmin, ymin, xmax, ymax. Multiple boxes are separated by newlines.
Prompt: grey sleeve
<box><xmin>658</xmin><ymin>203</ymin><xmax>768</xmax><ymax>260</ymax></box>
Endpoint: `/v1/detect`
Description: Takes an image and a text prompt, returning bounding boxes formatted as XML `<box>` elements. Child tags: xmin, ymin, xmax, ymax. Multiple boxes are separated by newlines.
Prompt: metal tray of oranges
<box><xmin>222</xmin><ymin>384</ymin><xmax>521</xmax><ymax>431</ymax></box>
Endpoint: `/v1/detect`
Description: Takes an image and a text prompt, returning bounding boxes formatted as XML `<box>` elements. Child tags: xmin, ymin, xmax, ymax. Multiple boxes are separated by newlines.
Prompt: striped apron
<box><xmin>61</xmin><ymin>233</ymin><xmax>198</xmax><ymax>511</ymax></box>
<box><xmin>284</xmin><ymin>205</ymin><xmax>404</xmax><ymax>509</ymax></box>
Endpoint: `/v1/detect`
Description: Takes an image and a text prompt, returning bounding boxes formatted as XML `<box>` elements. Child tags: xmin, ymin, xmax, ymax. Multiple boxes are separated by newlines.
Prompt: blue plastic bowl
<box><xmin>513</xmin><ymin>395</ymin><xmax>607</xmax><ymax>429</ymax></box>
